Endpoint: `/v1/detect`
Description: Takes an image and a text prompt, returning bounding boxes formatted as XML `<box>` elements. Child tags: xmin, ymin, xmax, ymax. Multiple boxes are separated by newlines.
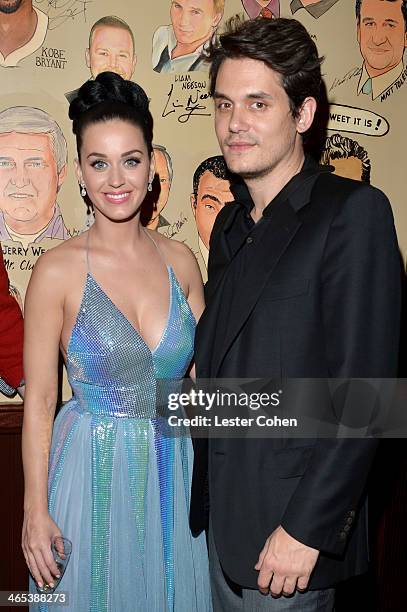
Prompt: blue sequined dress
<box><xmin>31</xmin><ymin>235</ymin><xmax>211</xmax><ymax>612</ymax></box>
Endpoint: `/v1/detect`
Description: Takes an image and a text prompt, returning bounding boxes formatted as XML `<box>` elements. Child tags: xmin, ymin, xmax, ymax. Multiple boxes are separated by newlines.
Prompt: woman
<box><xmin>22</xmin><ymin>72</ymin><xmax>211</xmax><ymax>611</ymax></box>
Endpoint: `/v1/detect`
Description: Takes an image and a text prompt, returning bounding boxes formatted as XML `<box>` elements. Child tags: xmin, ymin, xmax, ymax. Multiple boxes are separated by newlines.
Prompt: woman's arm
<box><xmin>22</xmin><ymin>251</ymin><xmax>65</xmax><ymax>589</ymax></box>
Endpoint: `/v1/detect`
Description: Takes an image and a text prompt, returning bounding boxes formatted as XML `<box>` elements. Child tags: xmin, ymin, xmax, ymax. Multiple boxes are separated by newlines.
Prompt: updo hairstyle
<box><xmin>69</xmin><ymin>72</ymin><xmax>153</xmax><ymax>158</ymax></box>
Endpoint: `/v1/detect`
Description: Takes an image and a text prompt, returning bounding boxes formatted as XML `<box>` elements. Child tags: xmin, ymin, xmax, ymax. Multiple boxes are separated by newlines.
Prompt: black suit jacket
<box><xmin>191</xmin><ymin>162</ymin><xmax>401</xmax><ymax>590</ymax></box>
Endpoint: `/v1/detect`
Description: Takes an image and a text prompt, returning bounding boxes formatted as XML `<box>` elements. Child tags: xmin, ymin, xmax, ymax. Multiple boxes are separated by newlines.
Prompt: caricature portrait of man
<box><xmin>191</xmin><ymin>155</ymin><xmax>233</xmax><ymax>267</ymax></box>
<box><xmin>66</xmin><ymin>16</ymin><xmax>136</xmax><ymax>103</ymax></box>
<box><xmin>290</xmin><ymin>0</ymin><xmax>339</xmax><ymax>19</ymax></box>
<box><xmin>0</xmin><ymin>106</ymin><xmax>69</xmax><ymax>246</ymax></box>
<box><xmin>0</xmin><ymin>0</ymin><xmax>48</xmax><ymax>67</ymax></box>
<box><xmin>321</xmin><ymin>133</ymin><xmax>371</xmax><ymax>183</ymax></box>
<box><xmin>242</xmin><ymin>0</ymin><xmax>280</xmax><ymax>20</ymax></box>
<box><xmin>152</xmin><ymin>0</ymin><xmax>225</xmax><ymax>73</ymax></box>
<box><xmin>357</xmin><ymin>0</ymin><xmax>407</xmax><ymax>100</ymax></box>
<box><xmin>142</xmin><ymin>144</ymin><xmax>173</xmax><ymax>231</ymax></box>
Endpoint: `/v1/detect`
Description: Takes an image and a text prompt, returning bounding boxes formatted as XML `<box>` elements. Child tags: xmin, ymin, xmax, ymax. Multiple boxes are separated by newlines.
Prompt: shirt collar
<box><xmin>357</xmin><ymin>61</ymin><xmax>404</xmax><ymax>100</ymax></box>
<box><xmin>290</xmin><ymin>0</ymin><xmax>338</xmax><ymax>18</ymax></box>
<box><xmin>230</xmin><ymin>156</ymin><xmax>332</xmax><ymax>216</ymax></box>
<box><xmin>0</xmin><ymin>7</ymin><xmax>48</xmax><ymax>67</ymax></box>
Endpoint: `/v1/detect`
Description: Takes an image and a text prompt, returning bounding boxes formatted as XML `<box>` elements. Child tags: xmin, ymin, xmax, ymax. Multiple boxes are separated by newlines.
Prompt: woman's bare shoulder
<box><xmin>30</xmin><ymin>233</ymin><xmax>87</xmax><ymax>283</ymax></box>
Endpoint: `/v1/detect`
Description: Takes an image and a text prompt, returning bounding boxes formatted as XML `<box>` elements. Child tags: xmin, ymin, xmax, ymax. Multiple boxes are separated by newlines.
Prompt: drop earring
<box><xmin>80</xmin><ymin>182</ymin><xmax>87</xmax><ymax>197</ymax></box>
<box><xmin>147</xmin><ymin>181</ymin><xmax>152</xmax><ymax>192</ymax></box>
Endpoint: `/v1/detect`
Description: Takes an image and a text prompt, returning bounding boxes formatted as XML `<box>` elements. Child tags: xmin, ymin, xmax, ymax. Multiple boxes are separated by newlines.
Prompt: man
<box><xmin>142</xmin><ymin>144</ymin><xmax>173</xmax><ymax>231</ymax></box>
<box><xmin>356</xmin><ymin>0</ymin><xmax>407</xmax><ymax>100</ymax></box>
<box><xmin>0</xmin><ymin>248</ymin><xmax>23</xmax><ymax>397</ymax></box>
<box><xmin>191</xmin><ymin>16</ymin><xmax>401</xmax><ymax>611</ymax></box>
<box><xmin>290</xmin><ymin>0</ymin><xmax>339</xmax><ymax>19</ymax></box>
<box><xmin>0</xmin><ymin>0</ymin><xmax>48</xmax><ymax>67</ymax></box>
<box><xmin>66</xmin><ymin>16</ymin><xmax>136</xmax><ymax>103</ymax></box>
<box><xmin>190</xmin><ymin>155</ymin><xmax>234</xmax><ymax>266</ymax></box>
<box><xmin>321</xmin><ymin>133</ymin><xmax>371</xmax><ymax>183</ymax></box>
<box><xmin>0</xmin><ymin>106</ymin><xmax>69</xmax><ymax>246</ymax></box>
<box><xmin>152</xmin><ymin>0</ymin><xmax>224</xmax><ymax>73</ymax></box>
<box><xmin>242</xmin><ymin>0</ymin><xmax>280</xmax><ymax>20</ymax></box>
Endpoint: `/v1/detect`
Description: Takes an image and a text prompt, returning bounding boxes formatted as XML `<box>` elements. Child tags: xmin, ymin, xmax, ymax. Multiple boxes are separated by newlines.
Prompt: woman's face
<box><xmin>76</xmin><ymin>119</ymin><xmax>154</xmax><ymax>223</ymax></box>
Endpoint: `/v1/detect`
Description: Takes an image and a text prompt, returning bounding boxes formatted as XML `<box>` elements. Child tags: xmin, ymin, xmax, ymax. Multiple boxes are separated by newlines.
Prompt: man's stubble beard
<box><xmin>0</xmin><ymin>0</ymin><xmax>23</xmax><ymax>15</ymax></box>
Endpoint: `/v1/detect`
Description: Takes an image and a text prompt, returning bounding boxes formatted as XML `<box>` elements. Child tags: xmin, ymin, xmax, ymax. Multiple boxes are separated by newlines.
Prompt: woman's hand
<box><xmin>22</xmin><ymin>510</ymin><xmax>62</xmax><ymax>589</ymax></box>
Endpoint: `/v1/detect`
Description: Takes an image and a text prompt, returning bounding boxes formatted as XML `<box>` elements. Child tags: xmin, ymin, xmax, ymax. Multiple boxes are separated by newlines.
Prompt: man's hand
<box><xmin>254</xmin><ymin>525</ymin><xmax>319</xmax><ymax>596</ymax></box>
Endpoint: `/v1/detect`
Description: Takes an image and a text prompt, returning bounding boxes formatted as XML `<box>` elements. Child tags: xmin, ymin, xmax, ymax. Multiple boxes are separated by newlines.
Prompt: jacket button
<box><xmin>346</xmin><ymin>517</ymin><xmax>353</xmax><ymax>525</ymax></box>
<box><xmin>344</xmin><ymin>524</ymin><xmax>351</xmax><ymax>533</ymax></box>
<box><xmin>339</xmin><ymin>531</ymin><xmax>347</xmax><ymax>541</ymax></box>
<box><xmin>246</xmin><ymin>236</ymin><xmax>253</xmax><ymax>244</ymax></box>
<box><xmin>349</xmin><ymin>510</ymin><xmax>356</xmax><ymax>517</ymax></box>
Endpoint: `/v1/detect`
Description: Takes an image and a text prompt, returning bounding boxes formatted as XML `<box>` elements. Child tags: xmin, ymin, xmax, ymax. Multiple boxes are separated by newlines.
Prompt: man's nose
<box><xmin>180</xmin><ymin>9</ymin><xmax>191</xmax><ymax>27</ymax></box>
<box><xmin>10</xmin><ymin>163</ymin><xmax>30</xmax><ymax>188</ymax></box>
<box><xmin>229</xmin><ymin>106</ymin><xmax>249</xmax><ymax>133</ymax></box>
<box><xmin>372</xmin><ymin>26</ymin><xmax>387</xmax><ymax>45</ymax></box>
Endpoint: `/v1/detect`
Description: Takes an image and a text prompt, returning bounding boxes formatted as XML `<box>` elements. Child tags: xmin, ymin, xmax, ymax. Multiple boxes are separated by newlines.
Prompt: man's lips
<box><xmin>7</xmin><ymin>192</ymin><xmax>34</xmax><ymax>199</ymax></box>
<box><xmin>103</xmin><ymin>191</ymin><xmax>131</xmax><ymax>204</ymax></box>
<box><xmin>226</xmin><ymin>142</ymin><xmax>256</xmax><ymax>152</ymax></box>
<box><xmin>368</xmin><ymin>46</ymin><xmax>391</xmax><ymax>53</ymax></box>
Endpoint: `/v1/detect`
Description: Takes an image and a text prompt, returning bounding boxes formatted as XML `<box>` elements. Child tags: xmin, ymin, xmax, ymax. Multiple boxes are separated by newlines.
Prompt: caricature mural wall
<box><xmin>0</xmin><ymin>0</ymin><xmax>406</xmax><ymax>404</ymax></box>
<box><xmin>191</xmin><ymin>155</ymin><xmax>233</xmax><ymax>267</ymax></box>
<box><xmin>0</xmin><ymin>0</ymin><xmax>48</xmax><ymax>67</ymax></box>
<box><xmin>290</xmin><ymin>0</ymin><xmax>340</xmax><ymax>19</ymax></box>
<box><xmin>141</xmin><ymin>144</ymin><xmax>173</xmax><ymax>231</ymax></box>
<box><xmin>356</xmin><ymin>0</ymin><xmax>407</xmax><ymax>100</ymax></box>
<box><xmin>242</xmin><ymin>0</ymin><xmax>280</xmax><ymax>19</ymax></box>
<box><xmin>321</xmin><ymin>134</ymin><xmax>371</xmax><ymax>182</ymax></box>
<box><xmin>0</xmin><ymin>106</ymin><xmax>68</xmax><ymax>244</ymax></box>
<box><xmin>66</xmin><ymin>15</ymin><xmax>137</xmax><ymax>102</ymax></box>
<box><xmin>152</xmin><ymin>0</ymin><xmax>225</xmax><ymax>72</ymax></box>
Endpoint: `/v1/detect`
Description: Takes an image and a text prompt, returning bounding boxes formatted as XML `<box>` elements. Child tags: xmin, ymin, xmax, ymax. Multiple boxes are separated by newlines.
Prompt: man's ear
<box><xmin>190</xmin><ymin>194</ymin><xmax>196</xmax><ymax>217</ymax></box>
<box><xmin>85</xmin><ymin>48</ymin><xmax>91</xmax><ymax>69</ymax></box>
<box><xmin>131</xmin><ymin>54</ymin><xmax>137</xmax><ymax>78</ymax></box>
<box><xmin>357</xmin><ymin>23</ymin><xmax>361</xmax><ymax>46</ymax></box>
<box><xmin>296</xmin><ymin>97</ymin><xmax>317</xmax><ymax>134</ymax></box>
<box><xmin>57</xmin><ymin>164</ymin><xmax>68</xmax><ymax>192</ymax></box>
<box><xmin>212</xmin><ymin>10</ymin><xmax>223</xmax><ymax>30</ymax></box>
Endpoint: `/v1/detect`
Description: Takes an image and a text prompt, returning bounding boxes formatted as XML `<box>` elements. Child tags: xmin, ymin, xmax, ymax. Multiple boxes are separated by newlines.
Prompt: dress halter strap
<box><xmin>142</xmin><ymin>227</ymin><xmax>168</xmax><ymax>268</ymax></box>
<box><xmin>85</xmin><ymin>229</ymin><xmax>92</xmax><ymax>274</ymax></box>
<box><xmin>85</xmin><ymin>227</ymin><xmax>167</xmax><ymax>274</ymax></box>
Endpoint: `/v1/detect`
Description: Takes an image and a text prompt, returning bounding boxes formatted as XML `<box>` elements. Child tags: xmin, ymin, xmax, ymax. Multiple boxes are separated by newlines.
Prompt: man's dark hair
<box><xmin>192</xmin><ymin>155</ymin><xmax>230</xmax><ymax>202</ymax></box>
<box><xmin>356</xmin><ymin>0</ymin><xmax>407</xmax><ymax>31</ymax></box>
<box><xmin>321</xmin><ymin>134</ymin><xmax>371</xmax><ymax>183</ymax></box>
<box><xmin>205</xmin><ymin>15</ymin><xmax>323</xmax><ymax>117</ymax></box>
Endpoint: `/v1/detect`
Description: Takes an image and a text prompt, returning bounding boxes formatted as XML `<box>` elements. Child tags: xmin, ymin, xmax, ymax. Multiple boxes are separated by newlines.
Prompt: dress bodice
<box><xmin>66</xmin><ymin>266</ymin><xmax>195</xmax><ymax>418</ymax></box>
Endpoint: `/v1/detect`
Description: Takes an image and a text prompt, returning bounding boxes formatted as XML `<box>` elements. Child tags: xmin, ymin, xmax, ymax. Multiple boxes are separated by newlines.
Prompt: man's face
<box><xmin>191</xmin><ymin>169</ymin><xmax>233</xmax><ymax>248</ymax></box>
<box><xmin>0</xmin><ymin>0</ymin><xmax>23</xmax><ymax>14</ymax></box>
<box><xmin>153</xmin><ymin>148</ymin><xmax>171</xmax><ymax>215</ymax></box>
<box><xmin>357</xmin><ymin>0</ymin><xmax>407</xmax><ymax>75</ymax></box>
<box><xmin>214</xmin><ymin>57</ymin><xmax>304</xmax><ymax>181</ymax></box>
<box><xmin>86</xmin><ymin>26</ymin><xmax>136</xmax><ymax>80</ymax></box>
<box><xmin>329</xmin><ymin>156</ymin><xmax>364</xmax><ymax>182</ymax></box>
<box><xmin>0</xmin><ymin>132</ymin><xmax>65</xmax><ymax>233</ymax></box>
<box><xmin>170</xmin><ymin>0</ymin><xmax>222</xmax><ymax>46</ymax></box>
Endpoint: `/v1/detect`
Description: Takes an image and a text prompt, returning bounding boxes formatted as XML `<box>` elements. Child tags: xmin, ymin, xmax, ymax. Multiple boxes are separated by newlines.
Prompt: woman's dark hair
<box><xmin>69</xmin><ymin>72</ymin><xmax>153</xmax><ymax>157</ymax></box>
<box><xmin>205</xmin><ymin>15</ymin><xmax>323</xmax><ymax>118</ymax></box>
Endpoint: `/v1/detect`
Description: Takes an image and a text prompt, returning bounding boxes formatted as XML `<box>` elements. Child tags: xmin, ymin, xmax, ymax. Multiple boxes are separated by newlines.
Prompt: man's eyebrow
<box><xmin>246</xmin><ymin>92</ymin><xmax>273</xmax><ymax>100</ymax></box>
<box><xmin>202</xmin><ymin>194</ymin><xmax>222</xmax><ymax>204</ymax></box>
<box><xmin>213</xmin><ymin>91</ymin><xmax>273</xmax><ymax>100</ymax></box>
